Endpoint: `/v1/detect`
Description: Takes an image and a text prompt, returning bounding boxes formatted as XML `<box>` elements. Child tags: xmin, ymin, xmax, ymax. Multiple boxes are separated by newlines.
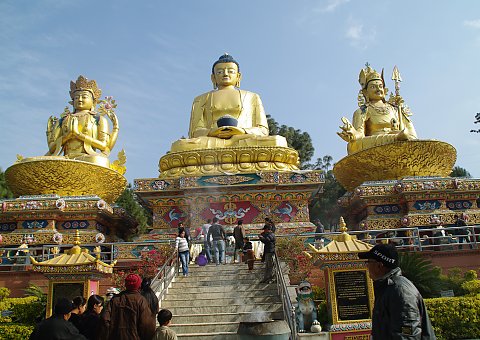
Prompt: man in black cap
<box><xmin>259</xmin><ymin>224</ymin><xmax>276</xmax><ymax>283</ymax></box>
<box><xmin>359</xmin><ymin>244</ymin><xmax>436</xmax><ymax>339</ymax></box>
<box><xmin>30</xmin><ymin>297</ymin><xmax>87</xmax><ymax>340</ymax></box>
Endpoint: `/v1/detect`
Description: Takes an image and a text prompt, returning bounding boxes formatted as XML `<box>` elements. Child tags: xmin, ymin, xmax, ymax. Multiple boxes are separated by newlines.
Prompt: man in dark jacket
<box><xmin>207</xmin><ymin>217</ymin><xmax>226</xmax><ymax>265</ymax></box>
<box><xmin>359</xmin><ymin>244</ymin><xmax>436</xmax><ymax>339</ymax></box>
<box><xmin>233</xmin><ymin>220</ymin><xmax>246</xmax><ymax>263</ymax></box>
<box><xmin>99</xmin><ymin>273</ymin><xmax>156</xmax><ymax>340</ymax></box>
<box><xmin>259</xmin><ymin>224</ymin><xmax>276</xmax><ymax>283</ymax></box>
<box><xmin>30</xmin><ymin>298</ymin><xmax>87</xmax><ymax>340</ymax></box>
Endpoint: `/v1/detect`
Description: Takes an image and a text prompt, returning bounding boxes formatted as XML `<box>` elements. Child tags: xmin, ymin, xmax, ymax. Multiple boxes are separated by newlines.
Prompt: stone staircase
<box><xmin>160</xmin><ymin>262</ymin><xmax>284</xmax><ymax>339</ymax></box>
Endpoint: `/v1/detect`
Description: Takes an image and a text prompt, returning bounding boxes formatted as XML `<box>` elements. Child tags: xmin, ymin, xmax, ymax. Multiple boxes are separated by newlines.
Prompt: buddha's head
<box><xmin>359</xmin><ymin>66</ymin><xmax>388</xmax><ymax>102</ymax></box>
<box><xmin>211</xmin><ymin>53</ymin><xmax>242</xmax><ymax>89</ymax></box>
<box><xmin>69</xmin><ymin>75</ymin><xmax>102</xmax><ymax>112</ymax></box>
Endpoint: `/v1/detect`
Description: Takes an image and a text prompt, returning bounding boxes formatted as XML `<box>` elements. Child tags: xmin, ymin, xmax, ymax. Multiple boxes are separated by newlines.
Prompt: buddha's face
<box><xmin>73</xmin><ymin>90</ymin><xmax>94</xmax><ymax>111</ymax></box>
<box><xmin>366</xmin><ymin>80</ymin><xmax>385</xmax><ymax>101</ymax></box>
<box><xmin>211</xmin><ymin>62</ymin><xmax>241</xmax><ymax>88</ymax></box>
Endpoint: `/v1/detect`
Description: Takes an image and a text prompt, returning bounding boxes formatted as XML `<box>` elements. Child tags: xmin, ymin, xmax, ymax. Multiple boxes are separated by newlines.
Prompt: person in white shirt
<box><xmin>175</xmin><ymin>230</ymin><xmax>190</xmax><ymax>276</ymax></box>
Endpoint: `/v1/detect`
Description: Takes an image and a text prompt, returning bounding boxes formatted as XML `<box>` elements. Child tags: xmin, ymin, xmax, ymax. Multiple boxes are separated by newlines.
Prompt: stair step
<box><xmin>163</xmin><ymin>296</ymin><xmax>281</xmax><ymax>307</ymax></box>
<box><xmin>172</xmin><ymin>280</ymin><xmax>275</xmax><ymax>288</ymax></box>
<box><xmin>176</xmin><ymin>332</ymin><xmax>238</xmax><ymax>339</ymax></box>
<box><xmin>171</xmin><ymin>321</ymin><xmax>240</xmax><ymax>333</ymax></box>
<box><xmin>165</xmin><ymin>291</ymin><xmax>278</xmax><ymax>300</ymax></box>
<box><xmin>165</xmin><ymin>303</ymin><xmax>283</xmax><ymax>315</ymax></box>
<box><xmin>167</xmin><ymin>285</ymin><xmax>276</xmax><ymax>294</ymax></box>
<box><xmin>173</xmin><ymin>311</ymin><xmax>284</xmax><ymax>323</ymax></box>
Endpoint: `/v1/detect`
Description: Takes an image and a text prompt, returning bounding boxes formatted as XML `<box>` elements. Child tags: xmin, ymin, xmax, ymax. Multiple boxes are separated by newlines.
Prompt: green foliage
<box><xmin>306</xmin><ymin>156</ymin><xmax>346</xmax><ymax>227</ymax></box>
<box><xmin>440</xmin><ymin>268</ymin><xmax>468</xmax><ymax>296</ymax></box>
<box><xmin>398</xmin><ymin>252</ymin><xmax>443</xmax><ymax>298</ymax></box>
<box><xmin>312</xmin><ymin>286</ymin><xmax>326</xmax><ymax>301</ymax></box>
<box><xmin>0</xmin><ymin>168</ymin><xmax>14</xmax><ymax>199</ymax></box>
<box><xmin>266</xmin><ymin>114</ymin><xmax>314</xmax><ymax>167</ymax></box>
<box><xmin>463</xmin><ymin>269</ymin><xmax>478</xmax><ymax>281</ymax></box>
<box><xmin>461</xmin><ymin>280</ymin><xmax>480</xmax><ymax>296</ymax></box>
<box><xmin>11</xmin><ymin>296</ymin><xmax>43</xmax><ymax>324</ymax></box>
<box><xmin>0</xmin><ymin>324</ymin><xmax>34</xmax><ymax>340</ymax></box>
<box><xmin>0</xmin><ymin>296</ymin><xmax>38</xmax><ymax>323</ymax></box>
<box><xmin>0</xmin><ymin>287</ymin><xmax>11</xmax><ymax>300</ymax></box>
<box><xmin>425</xmin><ymin>296</ymin><xmax>480</xmax><ymax>340</ymax></box>
<box><xmin>115</xmin><ymin>184</ymin><xmax>150</xmax><ymax>237</ymax></box>
<box><xmin>315</xmin><ymin>300</ymin><xmax>329</xmax><ymax>328</ymax></box>
<box><xmin>450</xmin><ymin>165</ymin><xmax>472</xmax><ymax>178</ymax></box>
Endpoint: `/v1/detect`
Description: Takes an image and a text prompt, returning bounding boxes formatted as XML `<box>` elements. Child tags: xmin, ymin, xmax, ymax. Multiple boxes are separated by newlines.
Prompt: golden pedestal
<box><xmin>159</xmin><ymin>146</ymin><xmax>300</xmax><ymax>178</ymax></box>
<box><xmin>5</xmin><ymin>157</ymin><xmax>127</xmax><ymax>203</ymax></box>
<box><xmin>333</xmin><ymin>140</ymin><xmax>457</xmax><ymax>191</ymax></box>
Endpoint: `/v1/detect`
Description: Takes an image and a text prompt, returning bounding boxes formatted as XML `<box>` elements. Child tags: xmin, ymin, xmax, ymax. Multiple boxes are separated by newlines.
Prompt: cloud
<box><xmin>345</xmin><ymin>19</ymin><xmax>376</xmax><ymax>49</ymax></box>
<box><xmin>464</xmin><ymin>19</ymin><xmax>480</xmax><ymax>29</ymax></box>
<box><xmin>315</xmin><ymin>0</ymin><xmax>350</xmax><ymax>13</ymax></box>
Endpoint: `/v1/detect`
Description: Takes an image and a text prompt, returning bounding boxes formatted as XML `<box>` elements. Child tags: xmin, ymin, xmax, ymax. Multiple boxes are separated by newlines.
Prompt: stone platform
<box><xmin>134</xmin><ymin>170</ymin><xmax>324</xmax><ymax>237</ymax></box>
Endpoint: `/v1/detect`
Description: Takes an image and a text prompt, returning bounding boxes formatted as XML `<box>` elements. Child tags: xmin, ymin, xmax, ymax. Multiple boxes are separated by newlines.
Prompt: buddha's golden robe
<box><xmin>170</xmin><ymin>89</ymin><xmax>288</xmax><ymax>152</ymax></box>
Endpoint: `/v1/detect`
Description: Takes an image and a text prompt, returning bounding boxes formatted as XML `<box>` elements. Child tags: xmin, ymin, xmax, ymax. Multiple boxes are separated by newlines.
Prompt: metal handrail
<box><xmin>274</xmin><ymin>252</ymin><xmax>297</xmax><ymax>340</ymax></box>
<box><xmin>150</xmin><ymin>247</ymin><xmax>179</xmax><ymax>301</ymax></box>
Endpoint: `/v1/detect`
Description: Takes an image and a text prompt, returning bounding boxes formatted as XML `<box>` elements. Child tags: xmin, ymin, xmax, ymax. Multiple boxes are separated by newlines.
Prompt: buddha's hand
<box><xmin>390</xmin><ymin>118</ymin><xmax>400</xmax><ymax>131</ymax></box>
<box><xmin>209</xmin><ymin>126</ymin><xmax>244</xmax><ymax>139</ymax></box>
<box><xmin>337</xmin><ymin>117</ymin><xmax>356</xmax><ymax>142</ymax></box>
<box><xmin>396</xmin><ymin>128</ymin><xmax>414</xmax><ymax>141</ymax></box>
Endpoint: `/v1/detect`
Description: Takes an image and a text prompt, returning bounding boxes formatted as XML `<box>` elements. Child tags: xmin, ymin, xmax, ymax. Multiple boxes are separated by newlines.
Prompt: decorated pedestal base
<box><xmin>134</xmin><ymin>170</ymin><xmax>323</xmax><ymax>237</ymax></box>
<box><xmin>0</xmin><ymin>194</ymin><xmax>137</xmax><ymax>254</ymax></box>
<box><xmin>311</xmin><ymin>224</ymin><xmax>374</xmax><ymax>339</ymax></box>
<box><xmin>338</xmin><ymin>176</ymin><xmax>480</xmax><ymax>230</ymax></box>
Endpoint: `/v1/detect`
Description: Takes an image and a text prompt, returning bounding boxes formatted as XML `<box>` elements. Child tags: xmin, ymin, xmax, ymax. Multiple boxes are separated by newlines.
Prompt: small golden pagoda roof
<box><xmin>31</xmin><ymin>231</ymin><xmax>115</xmax><ymax>274</ymax></box>
<box><xmin>311</xmin><ymin>217</ymin><xmax>372</xmax><ymax>263</ymax></box>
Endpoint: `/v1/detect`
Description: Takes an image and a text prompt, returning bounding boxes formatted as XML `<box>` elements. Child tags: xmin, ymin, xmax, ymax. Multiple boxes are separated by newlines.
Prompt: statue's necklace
<box><xmin>367</xmin><ymin>103</ymin><xmax>390</xmax><ymax>115</ymax></box>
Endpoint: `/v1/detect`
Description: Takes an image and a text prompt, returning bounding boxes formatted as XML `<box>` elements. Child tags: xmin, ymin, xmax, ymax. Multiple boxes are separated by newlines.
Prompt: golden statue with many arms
<box><xmin>333</xmin><ymin>64</ymin><xmax>456</xmax><ymax>191</ymax></box>
<box><xmin>160</xmin><ymin>54</ymin><xmax>299</xmax><ymax>177</ymax></box>
<box><xmin>5</xmin><ymin>76</ymin><xmax>127</xmax><ymax>202</ymax></box>
<box><xmin>46</xmin><ymin>76</ymin><xmax>119</xmax><ymax>168</ymax></box>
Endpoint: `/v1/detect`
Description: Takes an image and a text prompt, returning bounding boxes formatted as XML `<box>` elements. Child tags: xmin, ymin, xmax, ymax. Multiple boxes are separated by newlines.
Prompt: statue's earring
<box><xmin>235</xmin><ymin>73</ymin><xmax>242</xmax><ymax>88</ymax></box>
<box><xmin>212</xmin><ymin>82</ymin><xmax>218</xmax><ymax>90</ymax></box>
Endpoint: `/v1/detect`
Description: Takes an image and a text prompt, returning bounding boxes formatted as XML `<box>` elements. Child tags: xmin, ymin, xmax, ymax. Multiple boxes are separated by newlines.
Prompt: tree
<box><xmin>0</xmin><ymin>168</ymin><xmax>14</xmax><ymax>199</ymax></box>
<box><xmin>115</xmin><ymin>184</ymin><xmax>150</xmax><ymax>236</ymax></box>
<box><xmin>306</xmin><ymin>156</ymin><xmax>346</xmax><ymax>228</ymax></box>
<box><xmin>398</xmin><ymin>252</ymin><xmax>443</xmax><ymax>298</ymax></box>
<box><xmin>450</xmin><ymin>166</ymin><xmax>471</xmax><ymax>178</ymax></box>
<box><xmin>266</xmin><ymin>114</ymin><xmax>314</xmax><ymax>167</ymax></box>
<box><xmin>471</xmin><ymin>112</ymin><xmax>480</xmax><ymax>133</ymax></box>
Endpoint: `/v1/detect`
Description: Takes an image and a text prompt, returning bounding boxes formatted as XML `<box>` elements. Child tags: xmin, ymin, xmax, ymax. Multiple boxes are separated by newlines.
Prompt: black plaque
<box><xmin>333</xmin><ymin>270</ymin><xmax>370</xmax><ymax>321</ymax></box>
<box><xmin>52</xmin><ymin>282</ymin><xmax>84</xmax><ymax>307</ymax></box>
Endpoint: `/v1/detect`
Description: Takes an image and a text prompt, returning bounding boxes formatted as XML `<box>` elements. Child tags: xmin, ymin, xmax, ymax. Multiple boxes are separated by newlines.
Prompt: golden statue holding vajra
<box><xmin>333</xmin><ymin>64</ymin><xmax>456</xmax><ymax>191</ymax></box>
<box><xmin>338</xmin><ymin>65</ymin><xmax>417</xmax><ymax>155</ymax></box>
<box><xmin>45</xmin><ymin>76</ymin><xmax>120</xmax><ymax>168</ymax></box>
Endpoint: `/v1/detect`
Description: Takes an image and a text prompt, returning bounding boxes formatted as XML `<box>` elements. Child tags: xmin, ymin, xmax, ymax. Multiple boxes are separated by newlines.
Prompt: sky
<box><xmin>0</xmin><ymin>0</ymin><xmax>479</xmax><ymax>184</ymax></box>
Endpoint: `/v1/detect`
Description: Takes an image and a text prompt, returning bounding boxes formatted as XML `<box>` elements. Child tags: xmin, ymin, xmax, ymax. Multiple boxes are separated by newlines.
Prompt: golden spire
<box><xmin>337</xmin><ymin>216</ymin><xmax>352</xmax><ymax>242</ymax></box>
<box><xmin>67</xmin><ymin>230</ymin><xmax>82</xmax><ymax>255</ymax></box>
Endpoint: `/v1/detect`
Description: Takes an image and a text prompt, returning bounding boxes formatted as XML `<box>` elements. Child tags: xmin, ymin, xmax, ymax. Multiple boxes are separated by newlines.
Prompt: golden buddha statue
<box><xmin>338</xmin><ymin>65</ymin><xmax>417</xmax><ymax>155</ymax></box>
<box><xmin>159</xmin><ymin>54</ymin><xmax>299</xmax><ymax>177</ymax></box>
<box><xmin>5</xmin><ymin>76</ymin><xmax>127</xmax><ymax>202</ymax></box>
<box><xmin>45</xmin><ymin>76</ymin><xmax>119</xmax><ymax>168</ymax></box>
<box><xmin>170</xmin><ymin>54</ymin><xmax>287</xmax><ymax>152</ymax></box>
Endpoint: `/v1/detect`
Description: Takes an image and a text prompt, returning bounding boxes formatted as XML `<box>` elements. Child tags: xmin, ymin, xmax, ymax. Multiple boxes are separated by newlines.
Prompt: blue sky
<box><xmin>1</xmin><ymin>0</ymin><xmax>479</xmax><ymax>183</ymax></box>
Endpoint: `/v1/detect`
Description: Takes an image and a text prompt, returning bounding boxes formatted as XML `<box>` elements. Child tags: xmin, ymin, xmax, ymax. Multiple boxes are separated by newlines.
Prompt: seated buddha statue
<box><xmin>45</xmin><ymin>76</ymin><xmax>119</xmax><ymax>167</ymax></box>
<box><xmin>337</xmin><ymin>65</ymin><xmax>417</xmax><ymax>155</ymax></box>
<box><xmin>170</xmin><ymin>54</ymin><xmax>288</xmax><ymax>152</ymax></box>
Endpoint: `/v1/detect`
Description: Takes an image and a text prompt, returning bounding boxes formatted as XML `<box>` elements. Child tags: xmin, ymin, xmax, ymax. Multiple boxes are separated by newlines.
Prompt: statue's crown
<box><xmin>69</xmin><ymin>75</ymin><xmax>102</xmax><ymax>101</ymax></box>
<box><xmin>359</xmin><ymin>65</ymin><xmax>383</xmax><ymax>89</ymax></box>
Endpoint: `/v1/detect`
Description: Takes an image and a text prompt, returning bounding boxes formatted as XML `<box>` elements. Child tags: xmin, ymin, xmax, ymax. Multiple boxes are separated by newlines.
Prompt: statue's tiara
<box><xmin>69</xmin><ymin>75</ymin><xmax>102</xmax><ymax>101</ymax></box>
